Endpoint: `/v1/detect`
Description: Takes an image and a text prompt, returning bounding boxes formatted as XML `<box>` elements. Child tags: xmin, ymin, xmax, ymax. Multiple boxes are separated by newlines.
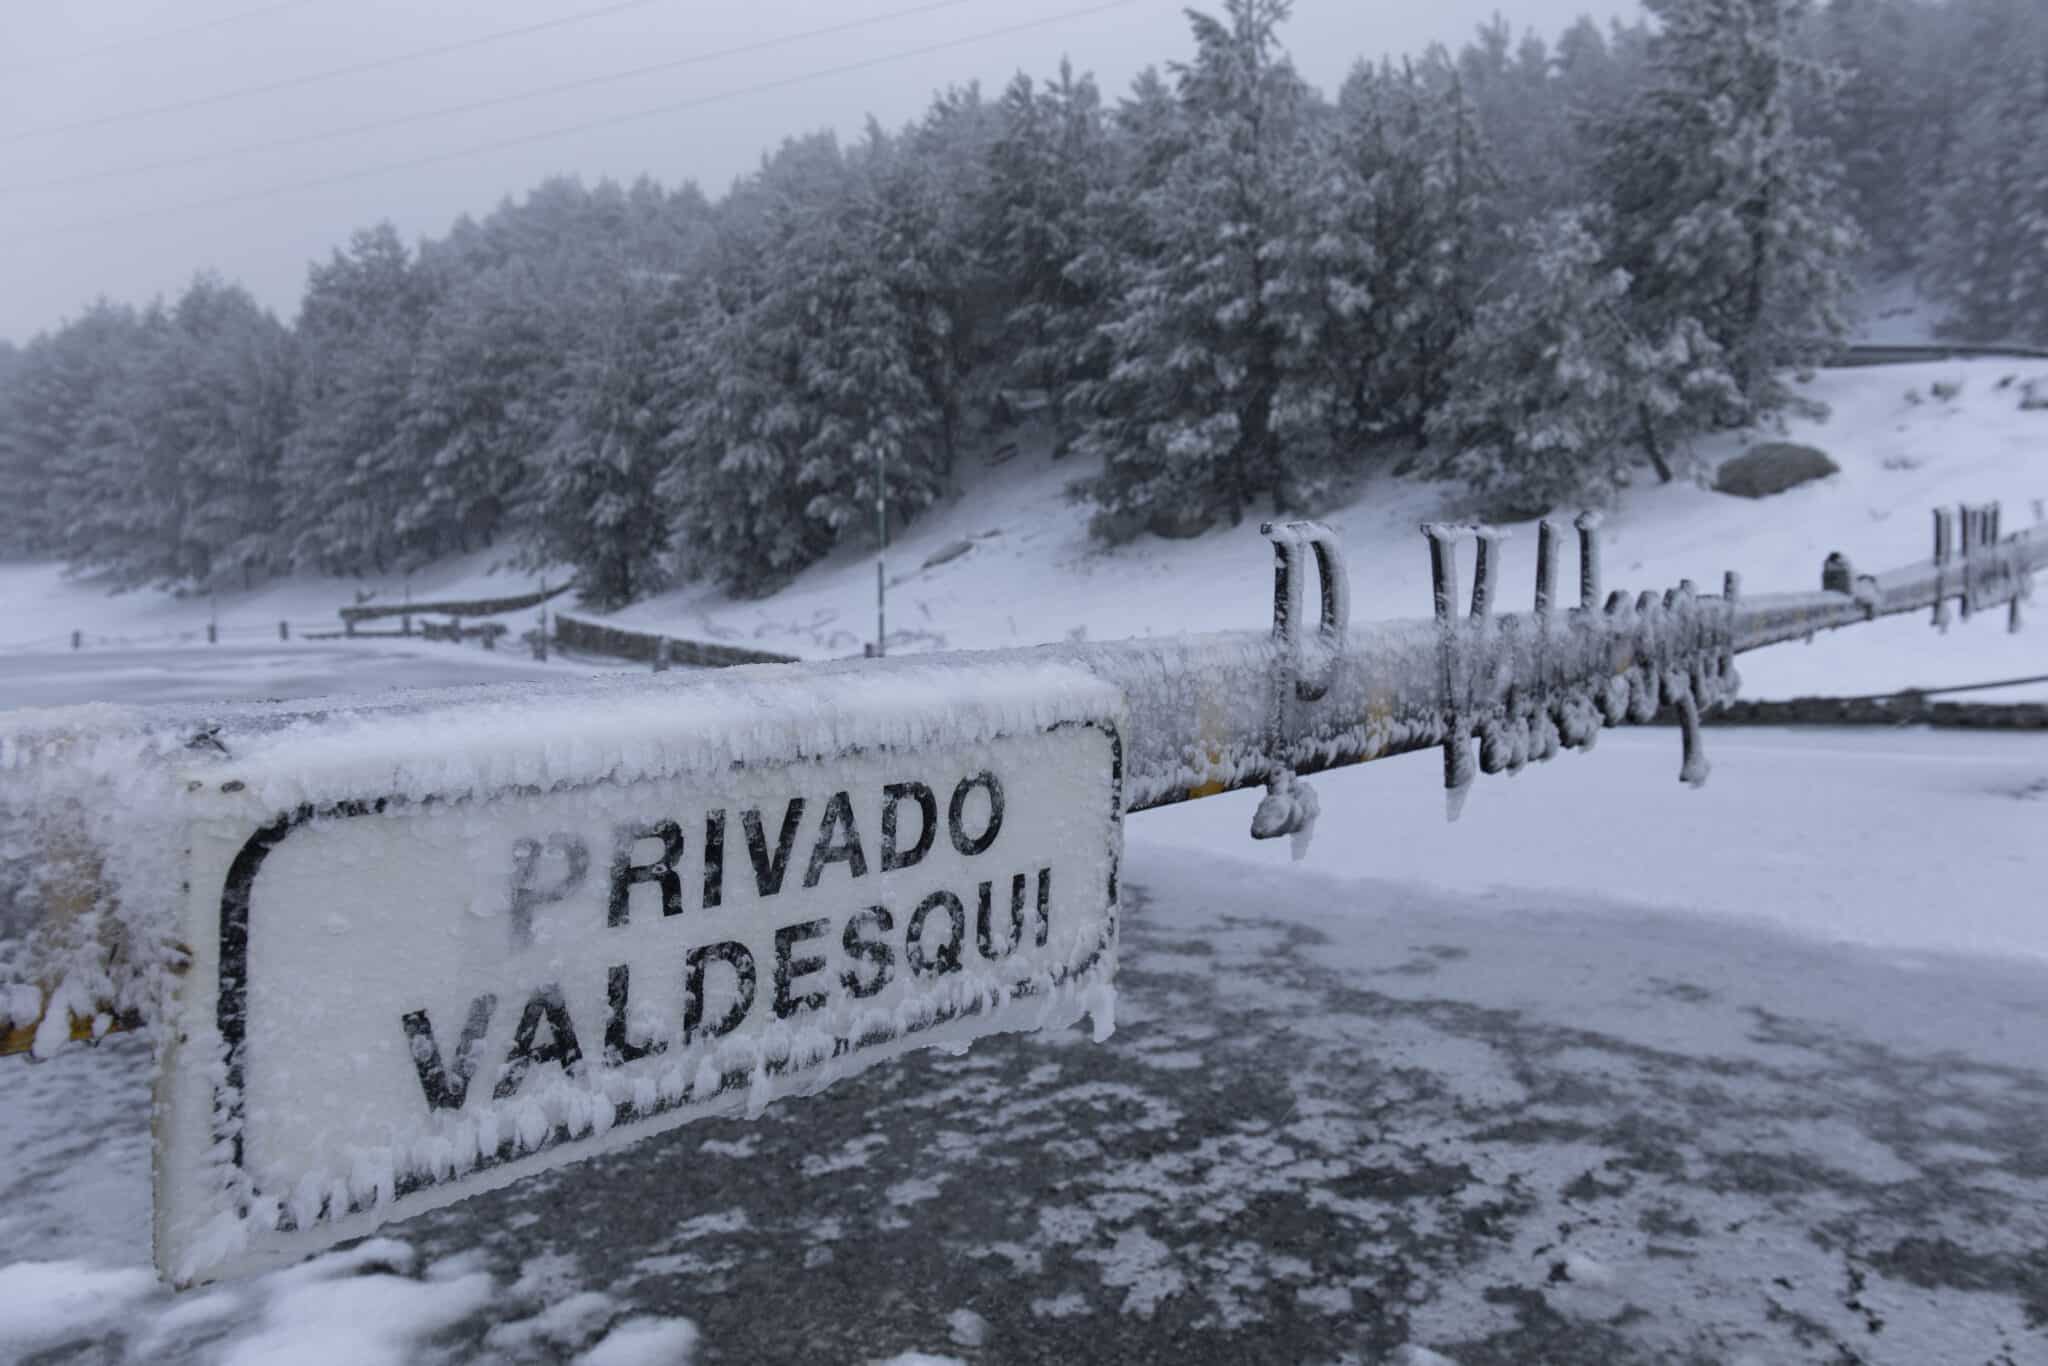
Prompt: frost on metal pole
<box><xmin>0</xmin><ymin>497</ymin><xmax>2043</xmax><ymax>1285</ymax></box>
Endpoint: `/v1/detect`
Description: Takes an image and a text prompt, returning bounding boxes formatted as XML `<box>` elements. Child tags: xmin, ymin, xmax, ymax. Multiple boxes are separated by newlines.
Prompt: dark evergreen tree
<box><xmin>1077</xmin><ymin>0</ymin><xmax>1324</xmax><ymax>539</ymax></box>
<box><xmin>281</xmin><ymin>224</ymin><xmax>438</xmax><ymax>572</ymax></box>
<box><xmin>1597</xmin><ymin>0</ymin><xmax>1858</xmax><ymax>441</ymax></box>
<box><xmin>1431</xmin><ymin>209</ymin><xmax>1739</xmax><ymax>509</ymax></box>
<box><xmin>1919</xmin><ymin>2</ymin><xmax>2048</xmax><ymax>342</ymax></box>
<box><xmin>983</xmin><ymin>63</ymin><xmax>1113</xmax><ymax>454</ymax></box>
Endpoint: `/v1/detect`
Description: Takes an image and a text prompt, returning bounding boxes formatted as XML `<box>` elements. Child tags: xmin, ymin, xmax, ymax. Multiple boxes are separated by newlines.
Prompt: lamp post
<box><xmin>874</xmin><ymin>442</ymin><xmax>887</xmax><ymax>659</ymax></box>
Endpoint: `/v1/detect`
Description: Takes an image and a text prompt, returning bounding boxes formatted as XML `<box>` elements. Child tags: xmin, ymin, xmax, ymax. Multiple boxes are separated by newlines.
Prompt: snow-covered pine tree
<box><xmin>48</xmin><ymin>279</ymin><xmax>296</xmax><ymax>591</ymax></box>
<box><xmin>281</xmin><ymin>224</ymin><xmax>438</xmax><ymax>573</ymax></box>
<box><xmin>1312</xmin><ymin>54</ymin><xmax>1498</xmax><ymax>454</ymax></box>
<box><xmin>1800</xmin><ymin>0</ymin><xmax>1953</xmax><ymax>278</ymax></box>
<box><xmin>1920</xmin><ymin>5</ymin><xmax>2048</xmax><ymax>344</ymax></box>
<box><xmin>661</xmin><ymin>135</ymin><xmax>855</xmax><ymax>595</ymax></box>
<box><xmin>46</xmin><ymin>304</ymin><xmax>173</xmax><ymax>586</ymax></box>
<box><xmin>1458</xmin><ymin>19</ymin><xmax>1579</xmax><ymax>225</ymax></box>
<box><xmin>1429</xmin><ymin>209</ymin><xmax>1740</xmax><ymax>511</ymax></box>
<box><xmin>1596</xmin><ymin>0</ymin><xmax>1857</xmax><ymax>437</ymax></box>
<box><xmin>0</xmin><ymin>303</ymin><xmax>148</xmax><ymax>560</ymax></box>
<box><xmin>1077</xmin><ymin>0</ymin><xmax>1324</xmax><ymax>540</ymax></box>
<box><xmin>795</xmin><ymin>136</ymin><xmax>948</xmax><ymax>548</ymax></box>
<box><xmin>983</xmin><ymin>63</ymin><xmax>1113</xmax><ymax>454</ymax></box>
<box><xmin>523</xmin><ymin>279</ymin><xmax>677</xmax><ymax>609</ymax></box>
<box><xmin>143</xmin><ymin>277</ymin><xmax>296</xmax><ymax>589</ymax></box>
<box><xmin>867</xmin><ymin>98</ymin><xmax>993</xmax><ymax>484</ymax></box>
<box><xmin>400</xmin><ymin>259</ymin><xmax>563</xmax><ymax>560</ymax></box>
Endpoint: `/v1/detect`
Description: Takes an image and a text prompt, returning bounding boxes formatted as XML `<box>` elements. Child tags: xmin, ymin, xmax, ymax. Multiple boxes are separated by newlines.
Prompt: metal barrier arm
<box><xmin>1076</xmin><ymin>502</ymin><xmax>2045</xmax><ymax>822</ymax></box>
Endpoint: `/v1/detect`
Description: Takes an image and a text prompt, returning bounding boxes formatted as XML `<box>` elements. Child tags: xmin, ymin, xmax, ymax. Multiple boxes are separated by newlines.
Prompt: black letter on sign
<box><xmin>609</xmin><ymin>821</ymin><xmax>684</xmax><ymax>926</ymax></box>
<box><xmin>804</xmin><ymin>791</ymin><xmax>868</xmax><ymax>888</ymax></box>
<box><xmin>684</xmin><ymin>941</ymin><xmax>757</xmax><ymax>1043</ymax></box>
<box><xmin>744</xmin><ymin>800</ymin><xmax>805</xmax><ymax>898</ymax></box>
<box><xmin>948</xmin><ymin>772</ymin><xmax>1005</xmax><ymax>857</ymax></box>
<box><xmin>908</xmin><ymin>890</ymin><xmax>966</xmax><ymax>977</ymax></box>
<box><xmin>510</xmin><ymin>835</ymin><xmax>589</xmax><ymax>950</ymax></box>
<box><xmin>775</xmin><ymin>918</ymin><xmax>832</xmax><ymax>1019</ymax></box>
<box><xmin>402</xmin><ymin>993</ymin><xmax>496</xmax><ymax>1111</ymax></box>
<box><xmin>493</xmin><ymin>984</ymin><xmax>584</xmax><ymax>1100</ymax></box>
<box><xmin>881</xmin><ymin>783</ymin><xmax>936</xmax><ymax>872</ymax></box>
<box><xmin>605</xmin><ymin>965</ymin><xmax>667</xmax><ymax>1066</ymax></box>
<box><xmin>1033</xmin><ymin>867</ymin><xmax>1051</xmax><ymax>946</ymax></box>
<box><xmin>976</xmin><ymin>876</ymin><xmax>1029</xmax><ymax>962</ymax></box>
<box><xmin>703</xmin><ymin>809</ymin><xmax>726</xmax><ymax>909</ymax></box>
<box><xmin>842</xmin><ymin>907</ymin><xmax>895</xmax><ymax>999</ymax></box>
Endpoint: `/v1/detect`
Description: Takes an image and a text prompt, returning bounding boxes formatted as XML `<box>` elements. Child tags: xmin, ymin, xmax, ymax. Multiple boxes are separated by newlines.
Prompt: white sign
<box><xmin>156</xmin><ymin>668</ymin><xmax>1123</xmax><ymax>1283</ymax></box>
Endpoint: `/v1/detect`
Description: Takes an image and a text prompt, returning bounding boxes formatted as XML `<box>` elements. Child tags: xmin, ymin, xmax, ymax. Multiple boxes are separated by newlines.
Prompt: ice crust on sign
<box><xmin>145</xmin><ymin>656</ymin><xmax>1123</xmax><ymax>1284</ymax></box>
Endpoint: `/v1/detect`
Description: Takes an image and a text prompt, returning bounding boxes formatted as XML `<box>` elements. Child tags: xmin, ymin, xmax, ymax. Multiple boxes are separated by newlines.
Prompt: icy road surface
<box><xmin>4</xmin><ymin>728</ymin><xmax>2046</xmax><ymax>1364</ymax></box>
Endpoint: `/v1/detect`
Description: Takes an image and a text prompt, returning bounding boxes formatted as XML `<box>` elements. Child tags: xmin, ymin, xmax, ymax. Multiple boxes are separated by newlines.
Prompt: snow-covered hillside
<box><xmin>617</xmin><ymin>357</ymin><xmax>2048</xmax><ymax>703</ymax></box>
<box><xmin>2</xmin><ymin>358</ymin><xmax>2041</xmax><ymax>712</ymax></box>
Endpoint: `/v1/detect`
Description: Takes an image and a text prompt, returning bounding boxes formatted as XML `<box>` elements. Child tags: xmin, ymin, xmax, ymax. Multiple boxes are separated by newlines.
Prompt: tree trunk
<box><xmin>1638</xmin><ymin>405</ymin><xmax>1675</xmax><ymax>484</ymax></box>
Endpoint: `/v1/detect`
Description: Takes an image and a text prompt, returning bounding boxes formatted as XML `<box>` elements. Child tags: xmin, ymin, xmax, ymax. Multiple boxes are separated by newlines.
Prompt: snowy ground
<box><xmin>2</xmin><ymin>359</ymin><xmax>2046</xmax><ymax>1362</ymax></box>
<box><xmin>6</xmin><ymin>732</ymin><xmax>2048</xmax><ymax>1363</ymax></box>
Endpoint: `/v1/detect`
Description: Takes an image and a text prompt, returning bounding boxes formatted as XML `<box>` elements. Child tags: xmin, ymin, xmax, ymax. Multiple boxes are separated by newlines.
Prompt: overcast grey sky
<box><xmin>0</xmin><ymin>0</ymin><xmax>1635</xmax><ymax>343</ymax></box>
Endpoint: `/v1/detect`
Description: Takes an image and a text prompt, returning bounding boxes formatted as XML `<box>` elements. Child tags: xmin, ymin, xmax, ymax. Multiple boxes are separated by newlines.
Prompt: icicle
<box><xmin>1676</xmin><ymin>684</ymin><xmax>1711</xmax><ymax>788</ymax></box>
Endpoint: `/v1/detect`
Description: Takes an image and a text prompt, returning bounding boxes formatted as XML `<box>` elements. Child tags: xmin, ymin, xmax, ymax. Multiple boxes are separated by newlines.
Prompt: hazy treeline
<box><xmin>0</xmin><ymin>0</ymin><xmax>2039</xmax><ymax>606</ymax></box>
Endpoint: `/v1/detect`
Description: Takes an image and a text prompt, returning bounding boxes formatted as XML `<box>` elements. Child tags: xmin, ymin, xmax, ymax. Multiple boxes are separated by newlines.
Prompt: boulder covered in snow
<box><xmin>1713</xmin><ymin>442</ymin><xmax>1840</xmax><ymax>498</ymax></box>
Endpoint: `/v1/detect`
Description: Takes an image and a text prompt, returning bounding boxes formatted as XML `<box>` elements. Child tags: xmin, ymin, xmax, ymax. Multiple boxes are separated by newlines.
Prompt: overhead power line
<box><xmin>0</xmin><ymin>1</ymin><xmax>323</xmax><ymax>76</ymax></box>
<box><xmin>5</xmin><ymin>0</ymin><xmax>988</xmax><ymax>196</ymax></box>
<box><xmin>20</xmin><ymin>0</ymin><xmax>1143</xmax><ymax>239</ymax></box>
<box><xmin>0</xmin><ymin>0</ymin><xmax>677</xmax><ymax>146</ymax></box>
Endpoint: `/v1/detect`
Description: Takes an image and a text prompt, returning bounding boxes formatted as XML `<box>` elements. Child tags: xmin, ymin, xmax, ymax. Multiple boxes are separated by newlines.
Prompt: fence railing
<box><xmin>338</xmin><ymin>580</ymin><xmax>575</xmax><ymax>630</ymax></box>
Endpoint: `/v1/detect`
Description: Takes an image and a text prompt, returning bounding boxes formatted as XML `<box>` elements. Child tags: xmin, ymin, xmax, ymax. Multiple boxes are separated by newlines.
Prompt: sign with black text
<box><xmin>155</xmin><ymin>670</ymin><xmax>1123</xmax><ymax>1283</ymax></box>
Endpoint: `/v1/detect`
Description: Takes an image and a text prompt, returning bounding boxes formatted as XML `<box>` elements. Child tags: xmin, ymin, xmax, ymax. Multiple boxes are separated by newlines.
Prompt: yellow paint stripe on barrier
<box><xmin>1</xmin><ymin>1005</ymin><xmax>140</xmax><ymax>1057</ymax></box>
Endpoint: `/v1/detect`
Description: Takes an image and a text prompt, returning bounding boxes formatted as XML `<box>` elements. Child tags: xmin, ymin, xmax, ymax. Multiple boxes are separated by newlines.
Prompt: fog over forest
<box><xmin>0</xmin><ymin>0</ymin><xmax>2040</xmax><ymax>606</ymax></box>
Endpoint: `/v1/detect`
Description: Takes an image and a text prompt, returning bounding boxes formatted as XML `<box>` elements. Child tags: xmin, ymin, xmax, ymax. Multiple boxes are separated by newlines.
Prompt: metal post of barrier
<box><xmin>1576</xmin><ymin>511</ymin><xmax>1602</xmax><ymax>610</ymax></box>
<box><xmin>1423</xmin><ymin>524</ymin><xmax>1476</xmax><ymax>814</ymax></box>
<box><xmin>278</xmin><ymin>621</ymin><xmax>289</xmax><ymax>642</ymax></box>
<box><xmin>1470</xmin><ymin>527</ymin><xmax>1504</xmax><ymax>619</ymax></box>
<box><xmin>654</xmin><ymin>637</ymin><xmax>671</xmax><ymax>673</ymax></box>
<box><xmin>1959</xmin><ymin>503</ymin><xmax>1976</xmax><ymax>621</ymax></box>
<box><xmin>206</xmin><ymin>623</ymin><xmax>217</xmax><ymax>645</ymax></box>
<box><xmin>70</xmin><ymin>630</ymin><xmax>81</xmax><ymax>650</ymax></box>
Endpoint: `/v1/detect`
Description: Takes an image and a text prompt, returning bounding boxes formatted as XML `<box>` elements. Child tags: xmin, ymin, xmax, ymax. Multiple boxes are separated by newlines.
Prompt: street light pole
<box><xmin>875</xmin><ymin>442</ymin><xmax>887</xmax><ymax>659</ymax></box>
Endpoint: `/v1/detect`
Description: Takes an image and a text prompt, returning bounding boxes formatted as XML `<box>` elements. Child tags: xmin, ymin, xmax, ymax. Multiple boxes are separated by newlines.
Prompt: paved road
<box><xmin>9</xmin><ymin>843</ymin><xmax>2048</xmax><ymax>1364</ymax></box>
